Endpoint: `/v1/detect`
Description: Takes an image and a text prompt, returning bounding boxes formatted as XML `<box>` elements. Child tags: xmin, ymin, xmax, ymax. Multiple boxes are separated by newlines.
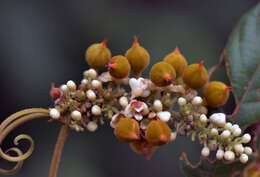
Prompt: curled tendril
<box><xmin>0</xmin><ymin>108</ymin><xmax>49</xmax><ymax>174</ymax></box>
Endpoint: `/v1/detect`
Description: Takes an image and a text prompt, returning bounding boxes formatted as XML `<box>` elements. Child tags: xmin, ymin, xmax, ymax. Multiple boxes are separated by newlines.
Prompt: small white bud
<box><xmin>240</xmin><ymin>154</ymin><xmax>248</xmax><ymax>164</ymax></box>
<box><xmin>153</xmin><ymin>100</ymin><xmax>163</xmax><ymax>112</ymax></box>
<box><xmin>210</xmin><ymin>113</ymin><xmax>219</xmax><ymax>124</ymax></box>
<box><xmin>210</xmin><ymin>128</ymin><xmax>218</xmax><ymax>136</ymax></box>
<box><xmin>178</xmin><ymin>97</ymin><xmax>187</xmax><ymax>106</ymax></box>
<box><xmin>91</xmin><ymin>80</ymin><xmax>102</xmax><ymax>89</ymax></box>
<box><xmin>157</xmin><ymin>111</ymin><xmax>171</xmax><ymax>122</ymax></box>
<box><xmin>221</xmin><ymin>130</ymin><xmax>231</xmax><ymax>139</ymax></box>
<box><xmin>216</xmin><ymin>113</ymin><xmax>226</xmax><ymax>127</ymax></box>
<box><xmin>67</xmin><ymin>80</ymin><xmax>76</xmax><ymax>91</ymax></box>
<box><xmin>216</xmin><ymin>149</ymin><xmax>224</xmax><ymax>160</ymax></box>
<box><xmin>201</xmin><ymin>147</ymin><xmax>210</xmax><ymax>157</ymax></box>
<box><xmin>60</xmin><ymin>84</ymin><xmax>69</xmax><ymax>93</ymax></box>
<box><xmin>242</xmin><ymin>133</ymin><xmax>251</xmax><ymax>144</ymax></box>
<box><xmin>224</xmin><ymin>151</ymin><xmax>235</xmax><ymax>161</ymax></box>
<box><xmin>71</xmin><ymin>110</ymin><xmax>82</xmax><ymax>121</ymax></box>
<box><xmin>192</xmin><ymin>96</ymin><xmax>202</xmax><ymax>105</ymax></box>
<box><xmin>87</xmin><ymin>121</ymin><xmax>98</xmax><ymax>132</ymax></box>
<box><xmin>233</xmin><ymin>127</ymin><xmax>242</xmax><ymax>136</ymax></box>
<box><xmin>231</xmin><ymin>124</ymin><xmax>240</xmax><ymax>132</ymax></box>
<box><xmin>81</xmin><ymin>79</ymin><xmax>88</xmax><ymax>85</ymax></box>
<box><xmin>84</xmin><ymin>69</ymin><xmax>97</xmax><ymax>79</ymax></box>
<box><xmin>200</xmin><ymin>114</ymin><xmax>208</xmax><ymax>123</ymax></box>
<box><xmin>50</xmin><ymin>108</ymin><xmax>60</xmax><ymax>119</ymax></box>
<box><xmin>91</xmin><ymin>105</ymin><xmax>101</xmax><ymax>116</ymax></box>
<box><xmin>119</xmin><ymin>96</ymin><xmax>128</xmax><ymax>108</ymax></box>
<box><xmin>234</xmin><ymin>144</ymin><xmax>244</xmax><ymax>154</ymax></box>
<box><xmin>224</xmin><ymin>122</ymin><xmax>233</xmax><ymax>130</ymax></box>
<box><xmin>244</xmin><ymin>147</ymin><xmax>252</xmax><ymax>155</ymax></box>
<box><xmin>86</xmin><ymin>90</ymin><xmax>96</xmax><ymax>101</ymax></box>
<box><xmin>170</xmin><ymin>132</ymin><xmax>177</xmax><ymax>141</ymax></box>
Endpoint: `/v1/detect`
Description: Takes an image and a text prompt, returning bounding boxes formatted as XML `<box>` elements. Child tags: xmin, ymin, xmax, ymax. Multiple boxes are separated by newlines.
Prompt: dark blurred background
<box><xmin>0</xmin><ymin>0</ymin><xmax>259</xmax><ymax>177</ymax></box>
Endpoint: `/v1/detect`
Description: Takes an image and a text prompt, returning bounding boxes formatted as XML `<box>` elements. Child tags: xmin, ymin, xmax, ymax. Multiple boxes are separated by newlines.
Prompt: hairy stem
<box><xmin>49</xmin><ymin>125</ymin><xmax>69</xmax><ymax>177</ymax></box>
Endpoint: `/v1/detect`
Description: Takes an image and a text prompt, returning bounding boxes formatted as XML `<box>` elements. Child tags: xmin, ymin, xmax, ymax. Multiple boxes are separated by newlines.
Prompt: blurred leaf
<box><xmin>180</xmin><ymin>152</ymin><xmax>256</xmax><ymax>177</ymax></box>
<box><xmin>225</xmin><ymin>3</ymin><xmax>260</xmax><ymax>127</ymax></box>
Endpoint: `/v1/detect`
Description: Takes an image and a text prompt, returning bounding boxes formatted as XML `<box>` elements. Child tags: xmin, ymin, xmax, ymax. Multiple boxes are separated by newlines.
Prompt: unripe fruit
<box><xmin>108</xmin><ymin>55</ymin><xmax>131</xmax><ymax>79</ymax></box>
<box><xmin>130</xmin><ymin>140</ymin><xmax>157</xmax><ymax>160</ymax></box>
<box><xmin>183</xmin><ymin>60</ymin><xmax>208</xmax><ymax>90</ymax></box>
<box><xmin>85</xmin><ymin>40</ymin><xmax>111</xmax><ymax>70</ymax></box>
<box><xmin>163</xmin><ymin>47</ymin><xmax>188</xmax><ymax>78</ymax></box>
<box><xmin>145</xmin><ymin>120</ymin><xmax>171</xmax><ymax>146</ymax></box>
<box><xmin>204</xmin><ymin>81</ymin><xmax>230</xmax><ymax>107</ymax></box>
<box><xmin>150</xmin><ymin>62</ymin><xmax>176</xmax><ymax>87</ymax></box>
<box><xmin>125</xmin><ymin>36</ymin><xmax>150</xmax><ymax>78</ymax></box>
<box><xmin>114</xmin><ymin>118</ymin><xmax>140</xmax><ymax>142</ymax></box>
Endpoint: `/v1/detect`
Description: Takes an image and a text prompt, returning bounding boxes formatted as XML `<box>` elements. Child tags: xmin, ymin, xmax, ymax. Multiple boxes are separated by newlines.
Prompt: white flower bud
<box><xmin>192</xmin><ymin>96</ymin><xmax>202</xmax><ymax>105</ymax></box>
<box><xmin>50</xmin><ymin>108</ymin><xmax>60</xmax><ymax>119</ymax></box>
<box><xmin>67</xmin><ymin>80</ymin><xmax>76</xmax><ymax>91</ymax></box>
<box><xmin>231</xmin><ymin>124</ymin><xmax>239</xmax><ymax>132</ymax></box>
<box><xmin>81</xmin><ymin>79</ymin><xmax>88</xmax><ymax>85</ymax></box>
<box><xmin>240</xmin><ymin>154</ymin><xmax>248</xmax><ymax>164</ymax></box>
<box><xmin>224</xmin><ymin>122</ymin><xmax>233</xmax><ymax>130</ymax></box>
<box><xmin>242</xmin><ymin>133</ymin><xmax>251</xmax><ymax>143</ymax></box>
<box><xmin>234</xmin><ymin>144</ymin><xmax>244</xmax><ymax>154</ymax></box>
<box><xmin>216</xmin><ymin>149</ymin><xmax>224</xmax><ymax>160</ymax></box>
<box><xmin>71</xmin><ymin>110</ymin><xmax>82</xmax><ymax>121</ymax></box>
<box><xmin>210</xmin><ymin>128</ymin><xmax>218</xmax><ymax>136</ymax></box>
<box><xmin>153</xmin><ymin>100</ymin><xmax>163</xmax><ymax>112</ymax></box>
<box><xmin>170</xmin><ymin>132</ymin><xmax>177</xmax><ymax>141</ymax></box>
<box><xmin>244</xmin><ymin>147</ymin><xmax>252</xmax><ymax>155</ymax></box>
<box><xmin>178</xmin><ymin>97</ymin><xmax>186</xmax><ymax>106</ymax></box>
<box><xmin>200</xmin><ymin>114</ymin><xmax>208</xmax><ymax>123</ymax></box>
<box><xmin>221</xmin><ymin>130</ymin><xmax>231</xmax><ymax>139</ymax></box>
<box><xmin>224</xmin><ymin>151</ymin><xmax>235</xmax><ymax>161</ymax></box>
<box><xmin>84</xmin><ymin>69</ymin><xmax>97</xmax><ymax>79</ymax></box>
<box><xmin>201</xmin><ymin>147</ymin><xmax>210</xmax><ymax>157</ymax></box>
<box><xmin>60</xmin><ymin>84</ymin><xmax>69</xmax><ymax>93</ymax></box>
<box><xmin>91</xmin><ymin>105</ymin><xmax>101</xmax><ymax>116</ymax></box>
<box><xmin>216</xmin><ymin>113</ymin><xmax>226</xmax><ymax>127</ymax></box>
<box><xmin>87</xmin><ymin>121</ymin><xmax>98</xmax><ymax>132</ymax></box>
<box><xmin>119</xmin><ymin>96</ymin><xmax>128</xmax><ymax>108</ymax></box>
<box><xmin>233</xmin><ymin>127</ymin><xmax>242</xmax><ymax>136</ymax></box>
<box><xmin>91</xmin><ymin>80</ymin><xmax>102</xmax><ymax>89</ymax></box>
<box><xmin>86</xmin><ymin>90</ymin><xmax>96</xmax><ymax>101</ymax></box>
<box><xmin>157</xmin><ymin>111</ymin><xmax>171</xmax><ymax>122</ymax></box>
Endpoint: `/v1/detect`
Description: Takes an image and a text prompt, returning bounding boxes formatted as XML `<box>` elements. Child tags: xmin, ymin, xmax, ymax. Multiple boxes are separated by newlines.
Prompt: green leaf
<box><xmin>225</xmin><ymin>3</ymin><xmax>260</xmax><ymax>127</ymax></box>
<box><xmin>180</xmin><ymin>152</ymin><xmax>256</xmax><ymax>177</ymax></box>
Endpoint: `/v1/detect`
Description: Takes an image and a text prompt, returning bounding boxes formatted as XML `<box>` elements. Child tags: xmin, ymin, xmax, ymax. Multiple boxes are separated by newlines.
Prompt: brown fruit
<box><xmin>204</xmin><ymin>81</ymin><xmax>230</xmax><ymax>107</ymax></box>
<box><xmin>145</xmin><ymin>120</ymin><xmax>171</xmax><ymax>146</ymax></box>
<box><xmin>164</xmin><ymin>47</ymin><xmax>188</xmax><ymax>78</ymax></box>
<box><xmin>108</xmin><ymin>55</ymin><xmax>131</xmax><ymax>79</ymax></box>
<box><xmin>183</xmin><ymin>60</ymin><xmax>208</xmax><ymax>90</ymax></box>
<box><xmin>85</xmin><ymin>40</ymin><xmax>111</xmax><ymax>70</ymax></box>
<box><xmin>114</xmin><ymin>118</ymin><xmax>140</xmax><ymax>142</ymax></box>
<box><xmin>150</xmin><ymin>62</ymin><xmax>176</xmax><ymax>87</ymax></box>
<box><xmin>125</xmin><ymin>36</ymin><xmax>150</xmax><ymax>78</ymax></box>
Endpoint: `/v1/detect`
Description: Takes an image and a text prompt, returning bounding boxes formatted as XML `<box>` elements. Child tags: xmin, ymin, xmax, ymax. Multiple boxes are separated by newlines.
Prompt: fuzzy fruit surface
<box><xmin>115</xmin><ymin>118</ymin><xmax>140</xmax><ymax>142</ymax></box>
<box><xmin>164</xmin><ymin>48</ymin><xmax>187</xmax><ymax>78</ymax></box>
<box><xmin>150</xmin><ymin>62</ymin><xmax>176</xmax><ymax>87</ymax></box>
<box><xmin>109</xmin><ymin>55</ymin><xmax>131</xmax><ymax>79</ymax></box>
<box><xmin>183</xmin><ymin>63</ymin><xmax>208</xmax><ymax>89</ymax></box>
<box><xmin>130</xmin><ymin>140</ymin><xmax>157</xmax><ymax>160</ymax></box>
<box><xmin>125</xmin><ymin>40</ymin><xmax>150</xmax><ymax>78</ymax></box>
<box><xmin>145</xmin><ymin>120</ymin><xmax>171</xmax><ymax>146</ymax></box>
<box><xmin>204</xmin><ymin>81</ymin><xmax>230</xmax><ymax>107</ymax></box>
<box><xmin>85</xmin><ymin>43</ymin><xmax>111</xmax><ymax>70</ymax></box>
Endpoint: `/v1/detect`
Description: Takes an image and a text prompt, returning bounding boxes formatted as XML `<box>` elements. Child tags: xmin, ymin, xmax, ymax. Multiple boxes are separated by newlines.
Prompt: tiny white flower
<box><xmin>87</xmin><ymin>121</ymin><xmax>98</xmax><ymax>132</ymax></box>
<box><xmin>216</xmin><ymin>149</ymin><xmax>224</xmax><ymax>160</ymax></box>
<box><xmin>242</xmin><ymin>133</ymin><xmax>251</xmax><ymax>144</ymax></box>
<box><xmin>119</xmin><ymin>96</ymin><xmax>128</xmax><ymax>108</ymax></box>
<box><xmin>231</xmin><ymin>124</ymin><xmax>240</xmax><ymax>132</ymax></box>
<box><xmin>98</xmin><ymin>72</ymin><xmax>112</xmax><ymax>82</ymax></box>
<box><xmin>210</xmin><ymin>128</ymin><xmax>218</xmax><ymax>136</ymax></box>
<box><xmin>86</xmin><ymin>90</ymin><xmax>96</xmax><ymax>101</ymax></box>
<box><xmin>50</xmin><ymin>108</ymin><xmax>60</xmax><ymax>119</ymax></box>
<box><xmin>67</xmin><ymin>80</ymin><xmax>76</xmax><ymax>91</ymax></box>
<box><xmin>178</xmin><ymin>97</ymin><xmax>186</xmax><ymax>106</ymax></box>
<box><xmin>129</xmin><ymin>77</ymin><xmax>149</xmax><ymax>98</ymax></box>
<box><xmin>224</xmin><ymin>151</ymin><xmax>235</xmax><ymax>161</ymax></box>
<box><xmin>170</xmin><ymin>132</ymin><xmax>177</xmax><ymax>141</ymax></box>
<box><xmin>71</xmin><ymin>110</ymin><xmax>82</xmax><ymax>121</ymax></box>
<box><xmin>157</xmin><ymin>111</ymin><xmax>171</xmax><ymax>122</ymax></box>
<box><xmin>224</xmin><ymin>122</ymin><xmax>233</xmax><ymax>131</ymax></box>
<box><xmin>216</xmin><ymin>113</ymin><xmax>226</xmax><ymax>127</ymax></box>
<box><xmin>233</xmin><ymin>127</ymin><xmax>242</xmax><ymax>136</ymax></box>
<box><xmin>200</xmin><ymin>114</ymin><xmax>208</xmax><ymax>123</ymax></box>
<box><xmin>81</xmin><ymin>79</ymin><xmax>88</xmax><ymax>85</ymax></box>
<box><xmin>84</xmin><ymin>69</ymin><xmax>97</xmax><ymax>79</ymax></box>
<box><xmin>221</xmin><ymin>130</ymin><xmax>231</xmax><ymax>139</ymax></box>
<box><xmin>60</xmin><ymin>84</ymin><xmax>69</xmax><ymax>93</ymax></box>
<box><xmin>234</xmin><ymin>144</ymin><xmax>244</xmax><ymax>154</ymax></box>
<box><xmin>134</xmin><ymin>114</ymin><xmax>143</xmax><ymax>121</ymax></box>
<box><xmin>153</xmin><ymin>100</ymin><xmax>163</xmax><ymax>112</ymax></box>
<box><xmin>240</xmin><ymin>154</ymin><xmax>248</xmax><ymax>164</ymax></box>
<box><xmin>91</xmin><ymin>80</ymin><xmax>102</xmax><ymax>89</ymax></box>
<box><xmin>91</xmin><ymin>105</ymin><xmax>101</xmax><ymax>116</ymax></box>
<box><xmin>201</xmin><ymin>147</ymin><xmax>210</xmax><ymax>157</ymax></box>
<box><xmin>192</xmin><ymin>96</ymin><xmax>202</xmax><ymax>105</ymax></box>
<box><xmin>244</xmin><ymin>147</ymin><xmax>252</xmax><ymax>155</ymax></box>
<box><xmin>210</xmin><ymin>113</ymin><xmax>219</xmax><ymax>124</ymax></box>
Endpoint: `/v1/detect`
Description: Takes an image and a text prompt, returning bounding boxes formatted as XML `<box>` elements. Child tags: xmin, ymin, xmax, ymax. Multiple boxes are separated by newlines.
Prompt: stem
<box><xmin>49</xmin><ymin>125</ymin><xmax>69</xmax><ymax>177</ymax></box>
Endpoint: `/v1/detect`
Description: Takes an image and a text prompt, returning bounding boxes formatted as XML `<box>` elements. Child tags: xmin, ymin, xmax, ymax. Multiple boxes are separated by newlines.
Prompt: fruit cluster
<box><xmin>48</xmin><ymin>38</ymin><xmax>251</xmax><ymax>163</ymax></box>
